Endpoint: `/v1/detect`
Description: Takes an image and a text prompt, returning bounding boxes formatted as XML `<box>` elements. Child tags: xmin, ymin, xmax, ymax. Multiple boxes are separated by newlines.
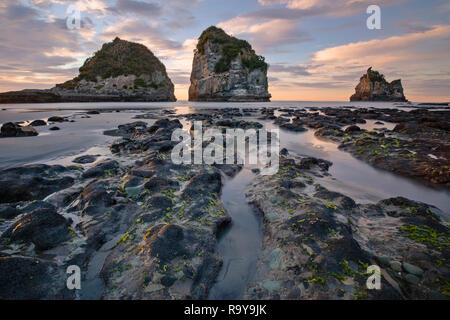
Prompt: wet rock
<box><xmin>0</xmin><ymin>256</ymin><xmax>73</xmax><ymax>299</ymax></box>
<box><xmin>82</xmin><ymin>160</ymin><xmax>119</xmax><ymax>179</ymax></box>
<box><xmin>214</xmin><ymin>163</ymin><xmax>243</xmax><ymax>177</ymax></box>
<box><xmin>280</xmin><ymin>118</ymin><xmax>306</xmax><ymax>132</ymax></box>
<box><xmin>404</xmin><ymin>273</ymin><xmax>420</xmax><ymax>285</ymax></box>
<box><xmin>29</xmin><ymin>120</ymin><xmax>47</xmax><ymax>126</ymax></box>
<box><xmin>390</xmin><ymin>261</ymin><xmax>402</xmax><ymax>272</ymax></box>
<box><xmin>274</xmin><ymin>117</ymin><xmax>290</xmax><ymax>125</ymax></box>
<box><xmin>297</xmin><ymin>157</ymin><xmax>332</xmax><ymax>171</ymax></box>
<box><xmin>1</xmin><ymin>122</ymin><xmax>38</xmax><ymax>137</ymax></box>
<box><xmin>104</xmin><ymin>121</ymin><xmax>147</xmax><ymax>137</ymax></box>
<box><xmin>0</xmin><ymin>204</ymin><xmax>20</xmax><ymax>220</ymax></box>
<box><xmin>48</xmin><ymin>116</ymin><xmax>65</xmax><ymax>122</ymax></box>
<box><xmin>110</xmin><ymin>119</ymin><xmax>182</xmax><ymax>154</ymax></box>
<box><xmin>336</xmin><ymin>129</ymin><xmax>450</xmax><ymax>186</ymax></box>
<box><xmin>20</xmin><ymin>200</ymin><xmax>56</xmax><ymax>214</ymax></box>
<box><xmin>148</xmin><ymin>195</ymin><xmax>173</xmax><ymax>211</ymax></box>
<box><xmin>314</xmin><ymin>126</ymin><xmax>344</xmax><ymax>141</ymax></box>
<box><xmin>216</xmin><ymin>119</ymin><xmax>263</xmax><ymax>130</ymax></box>
<box><xmin>0</xmin><ymin>164</ymin><xmax>74</xmax><ymax>203</ymax></box>
<box><xmin>80</xmin><ymin>180</ymin><xmax>116</xmax><ymax>208</ymax></box>
<box><xmin>121</xmin><ymin>175</ymin><xmax>145</xmax><ymax>189</ymax></box>
<box><xmin>148</xmin><ymin>118</ymin><xmax>182</xmax><ymax>133</ymax></box>
<box><xmin>402</xmin><ymin>263</ymin><xmax>424</xmax><ymax>277</ymax></box>
<box><xmin>0</xmin><ymin>204</ymin><xmax>71</xmax><ymax>250</ymax></box>
<box><xmin>183</xmin><ymin>169</ymin><xmax>222</xmax><ymax>201</ymax></box>
<box><xmin>345</xmin><ymin>125</ymin><xmax>361</xmax><ymax>132</ymax></box>
<box><xmin>144</xmin><ymin>176</ymin><xmax>177</xmax><ymax>193</ymax></box>
<box><xmin>72</xmin><ymin>154</ymin><xmax>100</xmax><ymax>164</ymax></box>
<box><xmin>244</xmin><ymin>154</ymin><xmax>404</xmax><ymax>300</ymax></box>
<box><xmin>145</xmin><ymin>224</ymin><xmax>187</xmax><ymax>263</ymax></box>
<box><xmin>49</xmin><ymin>126</ymin><xmax>60</xmax><ymax>131</ymax></box>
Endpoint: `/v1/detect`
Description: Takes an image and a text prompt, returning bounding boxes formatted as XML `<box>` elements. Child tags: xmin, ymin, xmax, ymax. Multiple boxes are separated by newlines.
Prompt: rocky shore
<box><xmin>0</xmin><ymin>105</ymin><xmax>448</xmax><ymax>300</ymax></box>
<box><xmin>245</xmin><ymin>154</ymin><xmax>448</xmax><ymax>299</ymax></box>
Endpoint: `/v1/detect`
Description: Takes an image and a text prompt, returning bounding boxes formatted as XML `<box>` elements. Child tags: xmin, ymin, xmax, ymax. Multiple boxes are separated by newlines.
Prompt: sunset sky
<box><xmin>0</xmin><ymin>0</ymin><xmax>449</xmax><ymax>102</ymax></box>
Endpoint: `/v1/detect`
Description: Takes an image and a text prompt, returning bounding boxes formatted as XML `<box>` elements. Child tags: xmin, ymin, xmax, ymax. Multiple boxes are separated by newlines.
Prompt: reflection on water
<box><xmin>208</xmin><ymin>168</ymin><xmax>262</xmax><ymax>300</ymax></box>
<box><xmin>269</xmin><ymin>122</ymin><xmax>450</xmax><ymax>215</ymax></box>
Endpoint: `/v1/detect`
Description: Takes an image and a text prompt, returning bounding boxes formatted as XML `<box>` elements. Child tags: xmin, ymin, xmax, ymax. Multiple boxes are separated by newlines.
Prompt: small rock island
<box><xmin>350</xmin><ymin>67</ymin><xmax>407</xmax><ymax>102</ymax></box>
<box><xmin>189</xmin><ymin>26</ymin><xmax>271</xmax><ymax>102</ymax></box>
<box><xmin>0</xmin><ymin>37</ymin><xmax>176</xmax><ymax>103</ymax></box>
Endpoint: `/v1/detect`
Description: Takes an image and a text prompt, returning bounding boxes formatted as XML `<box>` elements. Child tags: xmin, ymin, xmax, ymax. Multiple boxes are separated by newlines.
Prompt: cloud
<box><xmin>396</xmin><ymin>20</ymin><xmax>433</xmax><ymax>33</ymax></box>
<box><xmin>269</xmin><ymin>25</ymin><xmax>450</xmax><ymax>101</ymax></box>
<box><xmin>269</xmin><ymin>63</ymin><xmax>311</xmax><ymax>76</ymax></box>
<box><xmin>0</xmin><ymin>1</ymin><xmax>93</xmax><ymax>90</ymax></box>
<box><xmin>100</xmin><ymin>18</ymin><xmax>183</xmax><ymax>56</ymax></box>
<box><xmin>108</xmin><ymin>0</ymin><xmax>162</xmax><ymax>17</ymax></box>
<box><xmin>217</xmin><ymin>18</ymin><xmax>310</xmax><ymax>51</ymax></box>
<box><xmin>217</xmin><ymin>0</ymin><xmax>404</xmax><ymax>51</ymax></box>
<box><xmin>257</xmin><ymin>0</ymin><xmax>405</xmax><ymax>17</ymax></box>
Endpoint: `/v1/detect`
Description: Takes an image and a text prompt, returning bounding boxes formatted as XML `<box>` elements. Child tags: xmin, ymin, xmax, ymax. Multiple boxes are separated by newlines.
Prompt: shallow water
<box><xmin>208</xmin><ymin>168</ymin><xmax>262</xmax><ymax>299</ymax></box>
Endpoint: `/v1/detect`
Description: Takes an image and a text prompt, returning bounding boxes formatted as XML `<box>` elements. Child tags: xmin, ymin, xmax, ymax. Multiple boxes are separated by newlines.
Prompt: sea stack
<box><xmin>350</xmin><ymin>67</ymin><xmax>407</xmax><ymax>102</ymax></box>
<box><xmin>189</xmin><ymin>26</ymin><xmax>271</xmax><ymax>102</ymax></box>
<box><xmin>0</xmin><ymin>38</ymin><xmax>176</xmax><ymax>103</ymax></box>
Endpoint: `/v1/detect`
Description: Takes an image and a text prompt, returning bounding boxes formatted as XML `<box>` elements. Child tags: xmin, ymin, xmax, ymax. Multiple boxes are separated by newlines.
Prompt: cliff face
<box><xmin>350</xmin><ymin>67</ymin><xmax>406</xmax><ymax>102</ymax></box>
<box><xmin>0</xmin><ymin>38</ymin><xmax>176</xmax><ymax>103</ymax></box>
<box><xmin>189</xmin><ymin>26</ymin><xmax>271</xmax><ymax>102</ymax></box>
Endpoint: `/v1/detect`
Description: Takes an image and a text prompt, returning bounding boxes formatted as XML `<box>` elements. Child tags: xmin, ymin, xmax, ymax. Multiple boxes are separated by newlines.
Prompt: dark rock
<box><xmin>144</xmin><ymin>176</ymin><xmax>177</xmax><ymax>193</ymax></box>
<box><xmin>216</xmin><ymin>119</ymin><xmax>263</xmax><ymax>129</ymax></box>
<box><xmin>0</xmin><ymin>256</ymin><xmax>73</xmax><ymax>299</ymax></box>
<box><xmin>29</xmin><ymin>120</ymin><xmax>47</xmax><ymax>126</ymax></box>
<box><xmin>1</xmin><ymin>204</ymin><xmax>71</xmax><ymax>250</ymax></box>
<box><xmin>404</xmin><ymin>273</ymin><xmax>420</xmax><ymax>285</ymax></box>
<box><xmin>345</xmin><ymin>125</ymin><xmax>361</xmax><ymax>132</ymax></box>
<box><xmin>1</xmin><ymin>122</ymin><xmax>38</xmax><ymax>137</ymax></box>
<box><xmin>48</xmin><ymin>116</ymin><xmax>65</xmax><ymax>122</ymax></box>
<box><xmin>49</xmin><ymin>126</ymin><xmax>60</xmax><ymax>131</ymax></box>
<box><xmin>82</xmin><ymin>160</ymin><xmax>119</xmax><ymax>179</ymax></box>
<box><xmin>0</xmin><ymin>164</ymin><xmax>74</xmax><ymax>203</ymax></box>
<box><xmin>80</xmin><ymin>180</ymin><xmax>115</xmax><ymax>208</ymax></box>
<box><xmin>402</xmin><ymin>263</ymin><xmax>424</xmax><ymax>277</ymax></box>
<box><xmin>72</xmin><ymin>154</ymin><xmax>100</xmax><ymax>164</ymax></box>
<box><xmin>144</xmin><ymin>224</ymin><xmax>187</xmax><ymax>264</ymax></box>
<box><xmin>104</xmin><ymin>121</ymin><xmax>147</xmax><ymax>137</ymax></box>
<box><xmin>280</xmin><ymin>118</ymin><xmax>306</xmax><ymax>132</ymax></box>
<box><xmin>0</xmin><ymin>204</ymin><xmax>20</xmax><ymax>220</ymax></box>
<box><xmin>183</xmin><ymin>170</ymin><xmax>222</xmax><ymax>201</ymax></box>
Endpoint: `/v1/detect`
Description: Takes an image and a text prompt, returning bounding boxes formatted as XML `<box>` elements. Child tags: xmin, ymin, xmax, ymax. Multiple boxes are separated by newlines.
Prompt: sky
<box><xmin>0</xmin><ymin>0</ymin><xmax>449</xmax><ymax>102</ymax></box>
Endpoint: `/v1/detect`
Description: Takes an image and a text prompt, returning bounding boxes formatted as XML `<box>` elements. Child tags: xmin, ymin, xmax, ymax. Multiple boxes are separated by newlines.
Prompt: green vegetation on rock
<box><xmin>73</xmin><ymin>37</ymin><xmax>167</xmax><ymax>82</ymax></box>
<box><xmin>196</xmin><ymin>26</ymin><xmax>267</xmax><ymax>73</ymax></box>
